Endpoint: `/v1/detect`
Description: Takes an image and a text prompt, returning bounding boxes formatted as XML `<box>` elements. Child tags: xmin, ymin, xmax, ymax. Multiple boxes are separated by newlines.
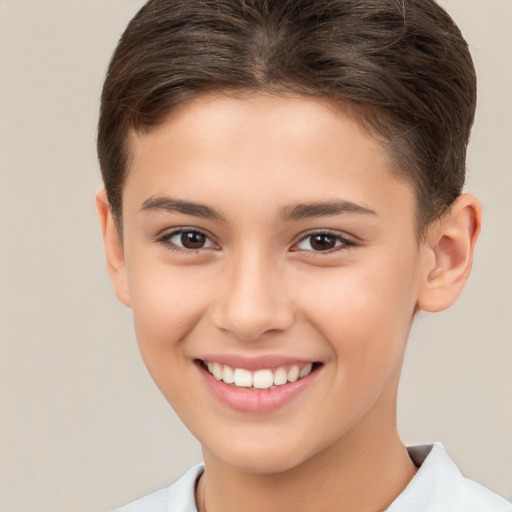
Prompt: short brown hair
<box><xmin>97</xmin><ymin>0</ymin><xmax>476</xmax><ymax>233</ymax></box>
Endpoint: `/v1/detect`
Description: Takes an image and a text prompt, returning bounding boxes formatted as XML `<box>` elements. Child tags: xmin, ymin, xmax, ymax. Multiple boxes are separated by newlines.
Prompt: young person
<box><xmin>96</xmin><ymin>0</ymin><xmax>512</xmax><ymax>510</ymax></box>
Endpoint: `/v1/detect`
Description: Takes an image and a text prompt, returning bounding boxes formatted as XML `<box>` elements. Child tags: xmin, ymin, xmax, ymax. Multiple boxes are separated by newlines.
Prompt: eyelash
<box><xmin>156</xmin><ymin>228</ymin><xmax>357</xmax><ymax>255</ymax></box>
<box><xmin>292</xmin><ymin>230</ymin><xmax>357</xmax><ymax>254</ymax></box>
<box><xmin>157</xmin><ymin>228</ymin><xmax>217</xmax><ymax>254</ymax></box>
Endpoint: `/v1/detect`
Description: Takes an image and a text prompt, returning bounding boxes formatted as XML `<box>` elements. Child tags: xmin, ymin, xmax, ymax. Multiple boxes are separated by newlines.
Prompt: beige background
<box><xmin>0</xmin><ymin>1</ymin><xmax>510</xmax><ymax>510</ymax></box>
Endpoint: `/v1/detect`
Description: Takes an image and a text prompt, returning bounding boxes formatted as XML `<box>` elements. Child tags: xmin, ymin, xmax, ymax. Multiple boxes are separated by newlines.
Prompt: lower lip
<box><xmin>196</xmin><ymin>362</ymin><xmax>319</xmax><ymax>413</ymax></box>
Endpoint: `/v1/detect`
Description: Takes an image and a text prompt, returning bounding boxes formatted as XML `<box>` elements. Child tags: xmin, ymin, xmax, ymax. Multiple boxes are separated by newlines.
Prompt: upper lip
<box><xmin>196</xmin><ymin>354</ymin><xmax>320</xmax><ymax>371</ymax></box>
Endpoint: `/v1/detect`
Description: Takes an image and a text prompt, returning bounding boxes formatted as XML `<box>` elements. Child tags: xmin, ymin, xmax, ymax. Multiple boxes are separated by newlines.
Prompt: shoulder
<box><xmin>112</xmin><ymin>464</ymin><xmax>204</xmax><ymax>512</ymax></box>
<box><xmin>387</xmin><ymin>443</ymin><xmax>512</xmax><ymax>512</ymax></box>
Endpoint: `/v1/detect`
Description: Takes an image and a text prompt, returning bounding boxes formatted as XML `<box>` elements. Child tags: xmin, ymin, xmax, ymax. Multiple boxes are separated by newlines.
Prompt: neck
<box><xmin>196</xmin><ymin>399</ymin><xmax>417</xmax><ymax>512</ymax></box>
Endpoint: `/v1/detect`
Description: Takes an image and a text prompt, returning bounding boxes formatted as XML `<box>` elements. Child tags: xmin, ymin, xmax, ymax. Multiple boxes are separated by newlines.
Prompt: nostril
<box><xmin>209</xmin><ymin>268</ymin><xmax>295</xmax><ymax>340</ymax></box>
<box><xmin>211</xmin><ymin>302</ymin><xmax>295</xmax><ymax>341</ymax></box>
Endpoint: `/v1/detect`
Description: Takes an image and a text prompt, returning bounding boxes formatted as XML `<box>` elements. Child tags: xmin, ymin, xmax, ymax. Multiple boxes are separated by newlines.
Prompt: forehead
<box><xmin>124</xmin><ymin>93</ymin><xmax>416</xmax><ymax>230</ymax></box>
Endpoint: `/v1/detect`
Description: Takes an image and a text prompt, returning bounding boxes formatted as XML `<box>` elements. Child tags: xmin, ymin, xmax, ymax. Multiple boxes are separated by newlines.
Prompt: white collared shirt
<box><xmin>113</xmin><ymin>443</ymin><xmax>511</xmax><ymax>512</ymax></box>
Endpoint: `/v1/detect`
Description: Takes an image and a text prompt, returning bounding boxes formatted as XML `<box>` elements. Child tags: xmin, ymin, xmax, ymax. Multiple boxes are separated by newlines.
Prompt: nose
<box><xmin>211</xmin><ymin>250</ymin><xmax>295</xmax><ymax>341</ymax></box>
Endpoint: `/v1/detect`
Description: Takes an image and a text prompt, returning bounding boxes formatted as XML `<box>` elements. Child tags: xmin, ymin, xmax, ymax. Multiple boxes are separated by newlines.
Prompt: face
<box><xmin>115</xmin><ymin>93</ymin><xmax>430</xmax><ymax>474</ymax></box>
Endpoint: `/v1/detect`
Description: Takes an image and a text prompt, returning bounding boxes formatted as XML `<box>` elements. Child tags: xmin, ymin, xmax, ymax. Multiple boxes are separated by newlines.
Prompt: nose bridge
<box><xmin>212</xmin><ymin>245</ymin><xmax>294</xmax><ymax>340</ymax></box>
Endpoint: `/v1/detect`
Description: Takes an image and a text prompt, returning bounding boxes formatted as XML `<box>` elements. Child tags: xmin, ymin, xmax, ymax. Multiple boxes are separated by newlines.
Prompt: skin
<box><xmin>97</xmin><ymin>93</ymin><xmax>481</xmax><ymax>512</ymax></box>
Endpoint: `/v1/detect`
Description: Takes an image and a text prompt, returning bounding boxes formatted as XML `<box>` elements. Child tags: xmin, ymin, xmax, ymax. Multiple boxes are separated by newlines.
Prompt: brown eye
<box><xmin>293</xmin><ymin>231</ymin><xmax>355</xmax><ymax>253</ymax></box>
<box><xmin>181</xmin><ymin>231</ymin><xmax>207</xmax><ymax>249</ymax></box>
<box><xmin>309</xmin><ymin>234</ymin><xmax>337</xmax><ymax>251</ymax></box>
<box><xmin>163</xmin><ymin>229</ymin><xmax>216</xmax><ymax>251</ymax></box>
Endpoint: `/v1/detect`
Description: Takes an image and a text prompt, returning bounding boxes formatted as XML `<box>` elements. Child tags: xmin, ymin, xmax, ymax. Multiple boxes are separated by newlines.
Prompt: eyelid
<box><xmin>290</xmin><ymin>229</ymin><xmax>358</xmax><ymax>253</ymax></box>
<box><xmin>156</xmin><ymin>226</ymin><xmax>219</xmax><ymax>253</ymax></box>
<box><xmin>154</xmin><ymin>227</ymin><xmax>358</xmax><ymax>255</ymax></box>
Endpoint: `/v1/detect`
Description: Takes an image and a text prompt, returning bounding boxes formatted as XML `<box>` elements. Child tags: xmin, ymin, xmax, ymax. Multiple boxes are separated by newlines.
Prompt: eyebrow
<box><xmin>140</xmin><ymin>196</ymin><xmax>227</xmax><ymax>221</ymax></box>
<box><xmin>279</xmin><ymin>200</ymin><xmax>377</xmax><ymax>220</ymax></box>
<box><xmin>140</xmin><ymin>196</ymin><xmax>377</xmax><ymax>222</ymax></box>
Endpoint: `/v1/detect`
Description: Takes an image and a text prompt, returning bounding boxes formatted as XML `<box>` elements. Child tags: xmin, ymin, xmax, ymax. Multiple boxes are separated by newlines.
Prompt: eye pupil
<box><xmin>310</xmin><ymin>234</ymin><xmax>336</xmax><ymax>251</ymax></box>
<box><xmin>181</xmin><ymin>231</ymin><xmax>206</xmax><ymax>249</ymax></box>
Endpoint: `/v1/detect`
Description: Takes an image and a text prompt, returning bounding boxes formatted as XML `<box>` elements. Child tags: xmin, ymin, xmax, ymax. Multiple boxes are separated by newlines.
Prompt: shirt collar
<box><xmin>166</xmin><ymin>444</ymin><xmax>511</xmax><ymax>512</ymax></box>
<box><xmin>386</xmin><ymin>443</ymin><xmax>510</xmax><ymax>511</ymax></box>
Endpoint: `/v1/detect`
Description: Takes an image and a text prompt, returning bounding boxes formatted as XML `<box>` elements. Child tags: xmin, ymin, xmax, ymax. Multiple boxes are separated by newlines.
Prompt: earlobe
<box><xmin>95</xmin><ymin>188</ymin><xmax>132</xmax><ymax>308</ymax></box>
<box><xmin>417</xmin><ymin>194</ymin><xmax>482</xmax><ymax>312</ymax></box>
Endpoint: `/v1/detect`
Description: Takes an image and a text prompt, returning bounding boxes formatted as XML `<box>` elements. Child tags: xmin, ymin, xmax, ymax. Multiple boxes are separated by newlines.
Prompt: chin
<box><xmin>203</xmin><ymin>433</ymin><xmax>321</xmax><ymax>475</ymax></box>
<box><xmin>225</xmin><ymin>452</ymin><xmax>305</xmax><ymax>475</ymax></box>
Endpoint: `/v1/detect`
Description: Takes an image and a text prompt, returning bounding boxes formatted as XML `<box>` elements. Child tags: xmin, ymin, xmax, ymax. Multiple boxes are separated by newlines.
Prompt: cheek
<box><xmin>298</xmin><ymin>253</ymin><xmax>419</xmax><ymax>366</ymax></box>
<box><xmin>126</xmin><ymin>266</ymin><xmax>214</xmax><ymax>413</ymax></box>
<box><xmin>294</xmin><ymin>261</ymin><xmax>419</xmax><ymax>432</ymax></box>
<box><xmin>126</xmin><ymin>262</ymin><xmax>209</xmax><ymax>366</ymax></box>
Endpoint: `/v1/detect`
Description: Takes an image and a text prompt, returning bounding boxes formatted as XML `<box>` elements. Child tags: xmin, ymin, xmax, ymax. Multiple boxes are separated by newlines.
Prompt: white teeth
<box><xmin>273</xmin><ymin>367</ymin><xmax>288</xmax><ymax>386</ymax></box>
<box><xmin>253</xmin><ymin>369</ymin><xmax>274</xmax><ymax>389</ymax></box>
<box><xmin>287</xmin><ymin>366</ymin><xmax>300</xmax><ymax>383</ymax></box>
<box><xmin>222</xmin><ymin>365</ymin><xmax>235</xmax><ymax>384</ymax></box>
<box><xmin>205</xmin><ymin>362</ymin><xmax>315</xmax><ymax>388</ymax></box>
<box><xmin>233</xmin><ymin>368</ymin><xmax>253</xmax><ymax>387</ymax></box>
<box><xmin>211</xmin><ymin>362</ymin><xmax>223</xmax><ymax>380</ymax></box>
<box><xmin>299</xmin><ymin>363</ymin><xmax>313</xmax><ymax>378</ymax></box>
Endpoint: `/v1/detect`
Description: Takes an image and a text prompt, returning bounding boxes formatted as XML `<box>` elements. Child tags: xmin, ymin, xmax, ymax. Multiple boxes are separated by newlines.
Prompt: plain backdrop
<box><xmin>0</xmin><ymin>1</ymin><xmax>510</xmax><ymax>511</ymax></box>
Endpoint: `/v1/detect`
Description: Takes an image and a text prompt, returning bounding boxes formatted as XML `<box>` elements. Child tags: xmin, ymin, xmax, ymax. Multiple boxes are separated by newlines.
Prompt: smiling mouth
<box><xmin>200</xmin><ymin>360</ymin><xmax>321</xmax><ymax>390</ymax></box>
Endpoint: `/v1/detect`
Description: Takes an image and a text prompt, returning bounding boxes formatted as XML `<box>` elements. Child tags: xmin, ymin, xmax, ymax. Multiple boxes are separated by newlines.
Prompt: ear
<box><xmin>95</xmin><ymin>188</ymin><xmax>132</xmax><ymax>308</ymax></box>
<box><xmin>417</xmin><ymin>194</ymin><xmax>482</xmax><ymax>312</ymax></box>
